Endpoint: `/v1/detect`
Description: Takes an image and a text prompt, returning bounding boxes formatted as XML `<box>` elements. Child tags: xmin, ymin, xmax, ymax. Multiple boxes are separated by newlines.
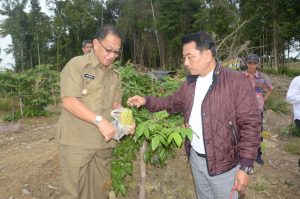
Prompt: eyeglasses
<box><xmin>98</xmin><ymin>39</ymin><xmax>121</xmax><ymax>58</ymax></box>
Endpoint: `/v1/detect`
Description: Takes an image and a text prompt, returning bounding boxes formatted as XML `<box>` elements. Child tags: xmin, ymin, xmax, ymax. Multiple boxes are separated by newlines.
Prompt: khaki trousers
<box><xmin>59</xmin><ymin>145</ymin><xmax>113</xmax><ymax>199</ymax></box>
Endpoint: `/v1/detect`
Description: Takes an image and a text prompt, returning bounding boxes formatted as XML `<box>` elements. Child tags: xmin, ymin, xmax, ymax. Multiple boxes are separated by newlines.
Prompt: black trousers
<box><xmin>295</xmin><ymin>119</ymin><xmax>300</xmax><ymax>128</ymax></box>
<box><xmin>258</xmin><ymin>112</ymin><xmax>264</xmax><ymax>156</ymax></box>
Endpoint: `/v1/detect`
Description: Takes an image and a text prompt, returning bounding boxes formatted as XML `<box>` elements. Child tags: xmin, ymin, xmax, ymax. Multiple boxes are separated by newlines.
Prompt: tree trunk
<box><xmin>271</xmin><ymin>0</ymin><xmax>279</xmax><ymax>70</ymax></box>
<box><xmin>21</xmin><ymin>48</ymin><xmax>24</xmax><ymax>71</ymax></box>
<box><xmin>18</xmin><ymin>89</ymin><xmax>23</xmax><ymax>118</ymax></box>
<box><xmin>101</xmin><ymin>0</ymin><xmax>104</xmax><ymax>27</ymax></box>
<box><xmin>272</xmin><ymin>29</ymin><xmax>278</xmax><ymax>70</ymax></box>
<box><xmin>150</xmin><ymin>0</ymin><xmax>165</xmax><ymax>68</ymax></box>
<box><xmin>138</xmin><ymin>140</ymin><xmax>148</xmax><ymax>199</ymax></box>
<box><xmin>56</xmin><ymin>37</ymin><xmax>59</xmax><ymax>71</ymax></box>
<box><xmin>30</xmin><ymin>51</ymin><xmax>33</xmax><ymax>69</ymax></box>
<box><xmin>37</xmin><ymin>35</ymin><xmax>41</xmax><ymax>65</ymax></box>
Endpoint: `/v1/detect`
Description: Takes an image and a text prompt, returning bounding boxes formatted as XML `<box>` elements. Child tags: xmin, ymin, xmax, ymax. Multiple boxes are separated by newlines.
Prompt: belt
<box><xmin>195</xmin><ymin>152</ymin><xmax>206</xmax><ymax>158</ymax></box>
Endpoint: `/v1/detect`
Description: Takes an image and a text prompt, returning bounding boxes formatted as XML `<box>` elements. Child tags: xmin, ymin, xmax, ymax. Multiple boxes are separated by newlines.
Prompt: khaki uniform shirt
<box><xmin>57</xmin><ymin>51</ymin><xmax>122</xmax><ymax>149</ymax></box>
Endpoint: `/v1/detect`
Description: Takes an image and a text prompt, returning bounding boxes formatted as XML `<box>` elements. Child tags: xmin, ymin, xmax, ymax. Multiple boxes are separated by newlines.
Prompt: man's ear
<box><xmin>93</xmin><ymin>39</ymin><xmax>99</xmax><ymax>50</ymax></box>
<box><xmin>204</xmin><ymin>49</ymin><xmax>213</xmax><ymax>61</ymax></box>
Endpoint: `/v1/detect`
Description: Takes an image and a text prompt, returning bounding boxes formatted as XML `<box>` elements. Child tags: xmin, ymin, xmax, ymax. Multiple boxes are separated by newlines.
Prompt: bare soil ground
<box><xmin>0</xmin><ymin>75</ymin><xmax>299</xmax><ymax>199</ymax></box>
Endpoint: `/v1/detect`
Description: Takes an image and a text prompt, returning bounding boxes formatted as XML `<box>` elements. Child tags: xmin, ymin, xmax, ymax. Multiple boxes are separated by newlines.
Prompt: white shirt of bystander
<box><xmin>286</xmin><ymin>76</ymin><xmax>300</xmax><ymax>120</ymax></box>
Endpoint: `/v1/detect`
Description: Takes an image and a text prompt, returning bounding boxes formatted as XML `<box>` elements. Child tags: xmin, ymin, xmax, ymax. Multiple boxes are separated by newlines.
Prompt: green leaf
<box><xmin>158</xmin><ymin>135</ymin><xmax>168</xmax><ymax>147</ymax></box>
<box><xmin>152</xmin><ymin>110</ymin><xmax>169</xmax><ymax>119</ymax></box>
<box><xmin>151</xmin><ymin>135</ymin><xmax>160</xmax><ymax>151</ymax></box>
<box><xmin>144</xmin><ymin>150</ymin><xmax>150</xmax><ymax>162</ymax></box>
<box><xmin>180</xmin><ymin>127</ymin><xmax>193</xmax><ymax>141</ymax></box>
<box><xmin>136</xmin><ymin>123</ymin><xmax>148</xmax><ymax>139</ymax></box>
<box><xmin>173</xmin><ymin>132</ymin><xmax>182</xmax><ymax>147</ymax></box>
<box><xmin>159</xmin><ymin>148</ymin><xmax>166</xmax><ymax>160</ymax></box>
<box><xmin>167</xmin><ymin>133</ymin><xmax>174</xmax><ymax>144</ymax></box>
<box><xmin>186</xmin><ymin>130</ymin><xmax>193</xmax><ymax>141</ymax></box>
<box><xmin>119</xmin><ymin>184</ymin><xmax>126</xmax><ymax>195</ymax></box>
<box><xmin>148</xmin><ymin>124</ymin><xmax>156</xmax><ymax>132</ymax></box>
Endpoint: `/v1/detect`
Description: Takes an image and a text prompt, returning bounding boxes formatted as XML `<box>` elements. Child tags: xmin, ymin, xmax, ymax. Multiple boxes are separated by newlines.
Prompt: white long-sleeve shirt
<box><xmin>286</xmin><ymin>76</ymin><xmax>300</xmax><ymax>120</ymax></box>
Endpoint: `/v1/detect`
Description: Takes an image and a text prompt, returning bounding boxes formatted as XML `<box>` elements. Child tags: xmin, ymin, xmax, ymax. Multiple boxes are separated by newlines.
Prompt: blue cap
<box><xmin>246</xmin><ymin>54</ymin><xmax>259</xmax><ymax>63</ymax></box>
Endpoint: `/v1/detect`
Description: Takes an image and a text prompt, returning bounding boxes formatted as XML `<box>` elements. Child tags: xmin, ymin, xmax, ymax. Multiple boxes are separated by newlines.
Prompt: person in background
<box><xmin>82</xmin><ymin>40</ymin><xmax>93</xmax><ymax>54</ymax></box>
<box><xmin>57</xmin><ymin>25</ymin><xmax>126</xmax><ymax>199</ymax></box>
<box><xmin>286</xmin><ymin>75</ymin><xmax>300</xmax><ymax>128</ymax></box>
<box><xmin>243</xmin><ymin>54</ymin><xmax>274</xmax><ymax>165</ymax></box>
<box><xmin>127</xmin><ymin>31</ymin><xmax>261</xmax><ymax>199</ymax></box>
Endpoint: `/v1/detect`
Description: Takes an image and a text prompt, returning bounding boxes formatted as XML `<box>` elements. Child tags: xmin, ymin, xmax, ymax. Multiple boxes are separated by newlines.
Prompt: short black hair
<box><xmin>182</xmin><ymin>31</ymin><xmax>216</xmax><ymax>57</ymax></box>
<box><xmin>82</xmin><ymin>40</ymin><xmax>92</xmax><ymax>48</ymax></box>
<box><xmin>94</xmin><ymin>25</ymin><xmax>122</xmax><ymax>41</ymax></box>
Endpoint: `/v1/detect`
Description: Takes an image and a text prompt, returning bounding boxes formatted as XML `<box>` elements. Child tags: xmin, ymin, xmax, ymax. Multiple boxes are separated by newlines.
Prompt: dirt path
<box><xmin>0</xmin><ymin>116</ymin><xmax>60</xmax><ymax>199</ymax></box>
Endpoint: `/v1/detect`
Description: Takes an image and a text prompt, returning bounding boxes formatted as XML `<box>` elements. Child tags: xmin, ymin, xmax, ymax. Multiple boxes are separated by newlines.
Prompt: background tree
<box><xmin>239</xmin><ymin>0</ymin><xmax>300</xmax><ymax>69</ymax></box>
<box><xmin>0</xmin><ymin>0</ymin><xmax>299</xmax><ymax>71</ymax></box>
<box><xmin>50</xmin><ymin>0</ymin><xmax>106</xmax><ymax>70</ymax></box>
<box><xmin>0</xmin><ymin>0</ymin><xmax>29</xmax><ymax>71</ymax></box>
<box><xmin>107</xmin><ymin>0</ymin><xmax>162</xmax><ymax>68</ymax></box>
<box><xmin>27</xmin><ymin>0</ymin><xmax>51</xmax><ymax>67</ymax></box>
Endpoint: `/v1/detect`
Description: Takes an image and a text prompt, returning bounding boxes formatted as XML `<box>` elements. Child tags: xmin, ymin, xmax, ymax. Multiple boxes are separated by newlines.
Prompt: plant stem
<box><xmin>138</xmin><ymin>140</ymin><xmax>148</xmax><ymax>199</ymax></box>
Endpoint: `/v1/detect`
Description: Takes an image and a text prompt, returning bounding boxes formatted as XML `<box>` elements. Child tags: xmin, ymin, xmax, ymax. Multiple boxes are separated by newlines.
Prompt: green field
<box><xmin>287</xmin><ymin>61</ymin><xmax>300</xmax><ymax>72</ymax></box>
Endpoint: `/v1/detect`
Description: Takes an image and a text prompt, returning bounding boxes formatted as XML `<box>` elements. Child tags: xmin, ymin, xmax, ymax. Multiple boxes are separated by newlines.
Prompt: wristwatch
<box><xmin>94</xmin><ymin>115</ymin><xmax>103</xmax><ymax>126</ymax></box>
<box><xmin>239</xmin><ymin>165</ymin><xmax>254</xmax><ymax>175</ymax></box>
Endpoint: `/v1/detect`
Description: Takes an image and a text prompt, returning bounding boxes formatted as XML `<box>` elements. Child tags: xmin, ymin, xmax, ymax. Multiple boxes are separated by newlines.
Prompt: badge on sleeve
<box><xmin>83</xmin><ymin>74</ymin><xmax>95</xmax><ymax>79</ymax></box>
<box><xmin>82</xmin><ymin>89</ymin><xmax>88</xmax><ymax>95</ymax></box>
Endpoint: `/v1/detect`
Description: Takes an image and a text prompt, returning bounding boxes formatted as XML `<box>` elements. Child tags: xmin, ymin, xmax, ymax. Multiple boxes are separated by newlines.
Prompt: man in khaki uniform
<box><xmin>57</xmin><ymin>25</ymin><xmax>123</xmax><ymax>199</ymax></box>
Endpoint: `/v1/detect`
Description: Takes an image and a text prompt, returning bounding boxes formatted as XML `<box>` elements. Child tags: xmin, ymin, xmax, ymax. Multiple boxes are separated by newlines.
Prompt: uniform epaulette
<box><xmin>113</xmin><ymin>69</ymin><xmax>120</xmax><ymax>75</ymax></box>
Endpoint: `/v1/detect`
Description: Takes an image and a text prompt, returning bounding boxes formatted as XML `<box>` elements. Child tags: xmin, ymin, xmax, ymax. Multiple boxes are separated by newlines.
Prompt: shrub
<box><xmin>264</xmin><ymin>92</ymin><xmax>289</xmax><ymax>113</ymax></box>
<box><xmin>0</xmin><ymin>98</ymin><xmax>12</xmax><ymax>111</ymax></box>
<box><xmin>262</xmin><ymin>67</ymin><xmax>300</xmax><ymax>77</ymax></box>
<box><xmin>280</xmin><ymin>123</ymin><xmax>300</xmax><ymax>137</ymax></box>
<box><xmin>2</xmin><ymin>111</ymin><xmax>21</xmax><ymax>122</ymax></box>
<box><xmin>0</xmin><ymin>65</ymin><xmax>60</xmax><ymax>117</ymax></box>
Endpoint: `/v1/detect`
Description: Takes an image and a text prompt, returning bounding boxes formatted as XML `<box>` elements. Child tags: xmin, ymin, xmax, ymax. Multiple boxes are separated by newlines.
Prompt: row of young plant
<box><xmin>0</xmin><ymin>65</ymin><xmax>59</xmax><ymax>121</ymax></box>
<box><xmin>111</xmin><ymin>62</ymin><xmax>192</xmax><ymax>197</ymax></box>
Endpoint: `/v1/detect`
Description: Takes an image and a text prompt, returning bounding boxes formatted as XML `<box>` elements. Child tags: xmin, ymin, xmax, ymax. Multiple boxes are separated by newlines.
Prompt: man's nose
<box><xmin>184</xmin><ymin>57</ymin><xmax>189</xmax><ymax>67</ymax></box>
<box><xmin>108</xmin><ymin>52</ymin><xmax>115</xmax><ymax>59</ymax></box>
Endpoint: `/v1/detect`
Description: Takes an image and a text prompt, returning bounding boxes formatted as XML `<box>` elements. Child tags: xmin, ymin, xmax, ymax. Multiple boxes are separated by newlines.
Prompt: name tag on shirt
<box><xmin>83</xmin><ymin>73</ymin><xmax>95</xmax><ymax>79</ymax></box>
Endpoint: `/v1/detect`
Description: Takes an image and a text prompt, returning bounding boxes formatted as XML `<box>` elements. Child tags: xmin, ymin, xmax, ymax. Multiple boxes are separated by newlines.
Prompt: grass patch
<box><xmin>280</xmin><ymin>123</ymin><xmax>300</xmax><ymax>155</ymax></box>
<box><xmin>280</xmin><ymin>123</ymin><xmax>300</xmax><ymax>137</ymax></box>
<box><xmin>261</xmin><ymin>62</ymin><xmax>300</xmax><ymax>77</ymax></box>
<box><xmin>252</xmin><ymin>183</ymin><xmax>268</xmax><ymax>192</ymax></box>
<box><xmin>283</xmin><ymin>142</ymin><xmax>300</xmax><ymax>155</ymax></box>
<box><xmin>264</xmin><ymin>91</ymin><xmax>289</xmax><ymax>113</ymax></box>
<box><xmin>261</xmin><ymin>130</ymin><xmax>271</xmax><ymax>139</ymax></box>
<box><xmin>288</xmin><ymin>62</ymin><xmax>300</xmax><ymax>72</ymax></box>
<box><xmin>262</xmin><ymin>62</ymin><xmax>300</xmax><ymax>77</ymax></box>
<box><xmin>2</xmin><ymin>111</ymin><xmax>21</xmax><ymax>122</ymax></box>
<box><xmin>0</xmin><ymin>98</ymin><xmax>12</xmax><ymax>111</ymax></box>
<box><xmin>249</xmin><ymin>180</ymin><xmax>269</xmax><ymax>192</ymax></box>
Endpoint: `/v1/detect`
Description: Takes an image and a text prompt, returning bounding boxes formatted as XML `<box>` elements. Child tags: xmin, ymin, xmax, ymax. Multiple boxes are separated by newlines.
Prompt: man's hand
<box><xmin>255</xmin><ymin>82</ymin><xmax>266</xmax><ymax>89</ymax></box>
<box><xmin>97</xmin><ymin>119</ymin><xmax>116</xmax><ymax>142</ymax></box>
<box><xmin>127</xmin><ymin>95</ymin><xmax>146</xmax><ymax>108</ymax></box>
<box><xmin>126</xmin><ymin>123</ymin><xmax>136</xmax><ymax>135</ymax></box>
<box><xmin>232</xmin><ymin>170</ymin><xmax>251</xmax><ymax>194</ymax></box>
<box><xmin>112</xmin><ymin>102</ymin><xmax>122</xmax><ymax>109</ymax></box>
